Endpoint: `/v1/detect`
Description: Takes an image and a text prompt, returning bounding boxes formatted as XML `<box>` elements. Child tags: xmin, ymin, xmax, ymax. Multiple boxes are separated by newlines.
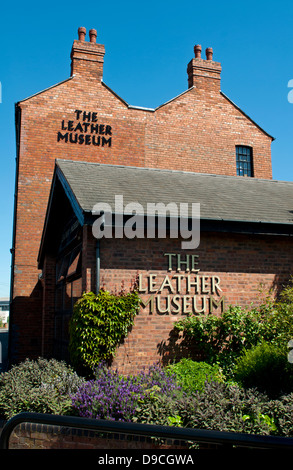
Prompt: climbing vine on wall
<box><xmin>69</xmin><ymin>280</ymin><xmax>141</xmax><ymax>376</ymax></box>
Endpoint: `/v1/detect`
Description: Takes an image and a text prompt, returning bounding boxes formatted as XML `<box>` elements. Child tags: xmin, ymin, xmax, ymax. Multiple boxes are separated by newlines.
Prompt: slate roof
<box><xmin>55</xmin><ymin>159</ymin><xmax>293</xmax><ymax>227</ymax></box>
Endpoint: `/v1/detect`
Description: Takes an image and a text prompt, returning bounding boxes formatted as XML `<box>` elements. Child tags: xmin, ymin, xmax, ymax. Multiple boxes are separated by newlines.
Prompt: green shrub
<box><xmin>133</xmin><ymin>380</ymin><xmax>277</xmax><ymax>436</ymax></box>
<box><xmin>176</xmin><ymin>382</ymin><xmax>277</xmax><ymax>435</ymax></box>
<box><xmin>166</xmin><ymin>358</ymin><xmax>224</xmax><ymax>392</ymax></box>
<box><xmin>174</xmin><ymin>305</ymin><xmax>267</xmax><ymax>375</ymax></box>
<box><xmin>264</xmin><ymin>283</ymin><xmax>293</xmax><ymax>349</ymax></box>
<box><xmin>174</xmin><ymin>283</ymin><xmax>293</xmax><ymax>376</ymax></box>
<box><xmin>133</xmin><ymin>389</ymin><xmax>182</xmax><ymax>426</ymax></box>
<box><xmin>0</xmin><ymin>357</ymin><xmax>85</xmax><ymax>419</ymax></box>
<box><xmin>69</xmin><ymin>288</ymin><xmax>141</xmax><ymax>375</ymax></box>
<box><xmin>234</xmin><ymin>342</ymin><xmax>293</xmax><ymax>397</ymax></box>
<box><xmin>267</xmin><ymin>393</ymin><xmax>293</xmax><ymax>436</ymax></box>
<box><xmin>132</xmin><ymin>378</ymin><xmax>293</xmax><ymax>437</ymax></box>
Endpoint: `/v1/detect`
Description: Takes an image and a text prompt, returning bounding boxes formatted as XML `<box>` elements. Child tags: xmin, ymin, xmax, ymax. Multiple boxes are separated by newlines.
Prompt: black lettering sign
<box><xmin>57</xmin><ymin>132</ymin><xmax>68</xmax><ymax>142</ymax></box>
<box><xmin>57</xmin><ymin>110</ymin><xmax>113</xmax><ymax>147</ymax></box>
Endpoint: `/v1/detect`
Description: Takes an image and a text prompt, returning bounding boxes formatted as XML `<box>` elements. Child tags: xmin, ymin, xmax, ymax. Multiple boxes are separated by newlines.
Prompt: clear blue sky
<box><xmin>1</xmin><ymin>0</ymin><xmax>293</xmax><ymax>298</ymax></box>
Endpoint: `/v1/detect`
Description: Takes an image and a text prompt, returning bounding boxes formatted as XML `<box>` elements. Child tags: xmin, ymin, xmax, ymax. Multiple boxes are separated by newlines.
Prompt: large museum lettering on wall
<box><xmin>138</xmin><ymin>253</ymin><xmax>225</xmax><ymax>315</ymax></box>
<box><xmin>57</xmin><ymin>110</ymin><xmax>112</xmax><ymax>147</ymax></box>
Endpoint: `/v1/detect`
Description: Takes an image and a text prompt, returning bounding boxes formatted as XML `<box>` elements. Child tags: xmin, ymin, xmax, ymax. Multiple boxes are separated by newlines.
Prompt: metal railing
<box><xmin>1</xmin><ymin>412</ymin><xmax>293</xmax><ymax>450</ymax></box>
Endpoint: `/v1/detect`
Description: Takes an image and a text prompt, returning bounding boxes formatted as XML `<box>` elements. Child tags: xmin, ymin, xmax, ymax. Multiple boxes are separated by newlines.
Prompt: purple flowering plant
<box><xmin>71</xmin><ymin>362</ymin><xmax>181</xmax><ymax>422</ymax></box>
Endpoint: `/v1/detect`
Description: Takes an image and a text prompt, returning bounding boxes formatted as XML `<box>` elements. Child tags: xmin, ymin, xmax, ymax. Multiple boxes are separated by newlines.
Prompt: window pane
<box><xmin>236</xmin><ymin>146</ymin><xmax>253</xmax><ymax>177</ymax></box>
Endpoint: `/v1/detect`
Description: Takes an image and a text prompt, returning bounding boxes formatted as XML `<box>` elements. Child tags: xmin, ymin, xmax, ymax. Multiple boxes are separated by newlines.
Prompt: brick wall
<box><xmin>10</xmin><ymin>27</ymin><xmax>274</xmax><ymax>363</ymax></box>
<box><xmin>39</xmin><ymin>226</ymin><xmax>293</xmax><ymax>372</ymax></box>
<box><xmin>0</xmin><ymin>421</ymin><xmax>191</xmax><ymax>449</ymax></box>
<box><xmin>94</xmin><ymin>230</ymin><xmax>292</xmax><ymax>375</ymax></box>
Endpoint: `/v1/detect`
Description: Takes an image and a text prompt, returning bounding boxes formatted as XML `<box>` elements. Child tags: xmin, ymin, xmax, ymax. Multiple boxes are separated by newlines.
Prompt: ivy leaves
<box><xmin>69</xmin><ymin>289</ymin><xmax>141</xmax><ymax>375</ymax></box>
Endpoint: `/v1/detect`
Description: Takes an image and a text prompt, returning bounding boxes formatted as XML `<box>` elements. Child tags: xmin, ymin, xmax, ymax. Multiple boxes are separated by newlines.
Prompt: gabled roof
<box><xmin>16</xmin><ymin>79</ymin><xmax>275</xmax><ymax>141</ymax></box>
<box><xmin>38</xmin><ymin>158</ymin><xmax>293</xmax><ymax>267</ymax></box>
<box><xmin>56</xmin><ymin>158</ymin><xmax>293</xmax><ymax>224</ymax></box>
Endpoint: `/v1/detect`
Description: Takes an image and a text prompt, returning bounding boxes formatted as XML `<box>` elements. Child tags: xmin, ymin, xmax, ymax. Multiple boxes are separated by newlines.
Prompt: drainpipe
<box><xmin>8</xmin><ymin>103</ymin><xmax>22</xmax><ymax>368</ymax></box>
<box><xmin>96</xmin><ymin>240</ymin><xmax>100</xmax><ymax>293</ymax></box>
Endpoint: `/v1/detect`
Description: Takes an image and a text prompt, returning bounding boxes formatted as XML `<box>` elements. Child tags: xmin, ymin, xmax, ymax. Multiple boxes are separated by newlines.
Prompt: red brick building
<box><xmin>9</xmin><ymin>27</ymin><xmax>293</xmax><ymax>372</ymax></box>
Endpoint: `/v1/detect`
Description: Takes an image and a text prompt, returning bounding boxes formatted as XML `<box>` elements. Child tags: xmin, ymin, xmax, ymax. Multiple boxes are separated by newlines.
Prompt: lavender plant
<box><xmin>71</xmin><ymin>362</ymin><xmax>181</xmax><ymax>422</ymax></box>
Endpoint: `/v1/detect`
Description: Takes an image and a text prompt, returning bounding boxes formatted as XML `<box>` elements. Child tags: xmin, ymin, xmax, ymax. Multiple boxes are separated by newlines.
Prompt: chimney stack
<box><xmin>187</xmin><ymin>44</ymin><xmax>221</xmax><ymax>91</ymax></box>
<box><xmin>70</xmin><ymin>27</ymin><xmax>105</xmax><ymax>80</ymax></box>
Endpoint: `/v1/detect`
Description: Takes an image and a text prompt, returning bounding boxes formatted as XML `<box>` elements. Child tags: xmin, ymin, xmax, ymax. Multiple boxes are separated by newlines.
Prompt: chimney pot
<box><xmin>78</xmin><ymin>27</ymin><xmax>86</xmax><ymax>42</ymax></box>
<box><xmin>89</xmin><ymin>29</ymin><xmax>97</xmax><ymax>43</ymax></box>
<box><xmin>71</xmin><ymin>28</ymin><xmax>105</xmax><ymax>79</ymax></box>
<box><xmin>187</xmin><ymin>45</ymin><xmax>221</xmax><ymax>90</ymax></box>
<box><xmin>194</xmin><ymin>45</ymin><xmax>202</xmax><ymax>59</ymax></box>
<box><xmin>206</xmin><ymin>47</ymin><xmax>213</xmax><ymax>61</ymax></box>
